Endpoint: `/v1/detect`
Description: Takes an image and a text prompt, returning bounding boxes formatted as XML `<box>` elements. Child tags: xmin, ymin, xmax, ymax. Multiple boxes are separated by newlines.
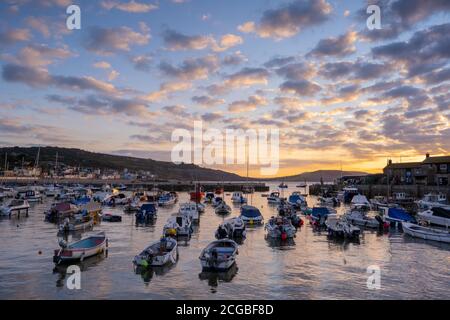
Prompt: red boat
<box><xmin>215</xmin><ymin>187</ymin><xmax>224</xmax><ymax>195</ymax></box>
<box><xmin>190</xmin><ymin>184</ymin><xmax>204</xmax><ymax>202</ymax></box>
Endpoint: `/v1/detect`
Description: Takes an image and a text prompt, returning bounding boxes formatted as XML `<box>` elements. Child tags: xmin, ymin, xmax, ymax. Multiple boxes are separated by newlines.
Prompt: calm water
<box><xmin>0</xmin><ymin>182</ymin><xmax>449</xmax><ymax>300</ymax></box>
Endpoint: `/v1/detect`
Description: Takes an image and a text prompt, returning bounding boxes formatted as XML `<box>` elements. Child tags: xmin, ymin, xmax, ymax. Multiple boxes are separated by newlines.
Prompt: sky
<box><xmin>0</xmin><ymin>0</ymin><xmax>449</xmax><ymax>177</ymax></box>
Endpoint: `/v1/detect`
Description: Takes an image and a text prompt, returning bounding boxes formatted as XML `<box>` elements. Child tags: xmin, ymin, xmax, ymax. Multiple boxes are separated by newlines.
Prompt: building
<box><xmin>384</xmin><ymin>154</ymin><xmax>450</xmax><ymax>186</ymax></box>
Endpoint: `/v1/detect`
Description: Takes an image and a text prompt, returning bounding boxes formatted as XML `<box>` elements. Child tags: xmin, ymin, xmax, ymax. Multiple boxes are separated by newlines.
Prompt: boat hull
<box><xmin>402</xmin><ymin>222</ymin><xmax>450</xmax><ymax>243</ymax></box>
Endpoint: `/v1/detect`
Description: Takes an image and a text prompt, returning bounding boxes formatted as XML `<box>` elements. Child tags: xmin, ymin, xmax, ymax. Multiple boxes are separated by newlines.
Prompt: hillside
<box><xmin>0</xmin><ymin>146</ymin><xmax>246</xmax><ymax>181</ymax></box>
<box><xmin>271</xmin><ymin>170</ymin><xmax>368</xmax><ymax>182</ymax></box>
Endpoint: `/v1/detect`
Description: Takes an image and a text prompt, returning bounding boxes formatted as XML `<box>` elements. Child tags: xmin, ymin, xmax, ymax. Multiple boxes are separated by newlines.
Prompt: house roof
<box><xmin>422</xmin><ymin>156</ymin><xmax>450</xmax><ymax>164</ymax></box>
<box><xmin>385</xmin><ymin>162</ymin><xmax>422</xmax><ymax>169</ymax></box>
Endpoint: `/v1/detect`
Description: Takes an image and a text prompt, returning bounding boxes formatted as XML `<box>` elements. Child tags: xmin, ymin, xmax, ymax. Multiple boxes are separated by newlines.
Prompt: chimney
<box><xmin>388</xmin><ymin>159</ymin><xmax>392</xmax><ymax>165</ymax></box>
<box><xmin>426</xmin><ymin>153</ymin><xmax>430</xmax><ymax>158</ymax></box>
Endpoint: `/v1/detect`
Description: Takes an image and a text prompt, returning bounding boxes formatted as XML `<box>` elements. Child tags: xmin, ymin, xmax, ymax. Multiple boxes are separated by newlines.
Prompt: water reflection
<box><xmin>198</xmin><ymin>263</ymin><xmax>239</xmax><ymax>291</ymax></box>
<box><xmin>134</xmin><ymin>263</ymin><xmax>178</xmax><ymax>285</ymax></box>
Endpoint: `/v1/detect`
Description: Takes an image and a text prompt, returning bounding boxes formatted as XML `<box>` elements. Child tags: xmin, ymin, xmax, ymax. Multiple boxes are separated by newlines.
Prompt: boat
<box><xmin>59</xmin><ymin>215</ymin><xmax>94</xmax><ymax>232</ymax></box>
<box><xmin>340</xmin><ymin>187</ymin><xmax>359</xmax><ymax>203</ymax></box>
<box><xmin>344</xmin><ymin>210</ymin><xmax>386</xmax><ymax>229</ymax></box>
<box><xmin>212</xmin><ymin>196</ymin><xmax>224</xmax><ymax>207</ymax></box>
<box><xmin>102</xmin><ymin>213</ymin><xmax>122</xmax><ymax>222</ymax></box>
<box><xmin>158</xmin><ymin>192</ymin><xmax>178</xmax><ymax>206</ymax></box>
<box><xmin>215</xmin><ymin>217</ymin><xmax>246</xmax><ymax>239</ymax></box>
<box><xmin>231</xmin><ymin>191</ymin><xmax>247</xmax><ymax>204</ymax></box>
<box><xmin>44</xmin><ymin>185</ymin><xmax>60</xmax><ymax>197</ymax></box>
<box><xmin>16</xmin><ymin>190</ymin><xmax>42</xmax><ymax>203</ymax></box>
<box><xmin>296</xmin><ymin>183</ymin><xmax>307</xmax><ymax>188</ymax></box>
<box><xmin>310</xmin><ymin>207</ymin><xmax>337</xmax><ymax>227</ymax></box>
<box><xmin>402</xmin><ymin>222</ymin><xmax>450</xmax><ymax>243</ymax></box>
<box><xmin>215</xmin><ymin>202</ymin><xmax>232</xmax><ymax>215</ymax></box>
<box><xmin>196</xmin><ymin>202</ymin><xmax>205</xmax><ymax>213</ymax></box>
<box><xmin>265</xmin><ymin>216</ymin><xmax>296</xmax><ymax>240</ymax></box>
<box><xmin>278</xmin><ymin>200</ymin><xmax>303</xmax><ymax>227</ymax></box>
<box><xmin>124</xmin><ymin>201</ymin><xmax>141</xmax><ymax>213</ymax></box>
<box><xmin>239</xmin><ymin>205</ymin><xmax>264</xmax><ymax>225</ymax></box>
<box><xmin>288</xmin><ymin>191</ymin><xmax>307</xmax><ymax>210</ymax></box>
<box><xmin>179</xmin><ymin>202</ymin><xmax>200</xmax><ymax>222</ymax></box>
<box><xmin>163</xmin><ymin>215</ymin><xmax>193</xmax><ymax>237</ymax></box>
<box><xmin>116</xmin><ymin>184</ymin><xmax>127</xmax><ymax>191</ymax></box>
<box><xmin>325</xmin><ymin>214</ymin><xmax>360</xmax><ymax>239</ymax></box>
<box><xmin>103</xmin><ymin>193</ymin><xmax>130</xmax><ymax>206</ymax></box>
<box><xmin>190</xmin><ymin>184</ymin><xmax>204</xmax><ymax>203</ymax></box>
<box><xmin>0</xmin><ymin>199</ymin><xmax>30</xmax><ymax>217</ymax></box>
<box><xmin>133</xmin><ymin>237</ymin><xmax>178</xmax><ymax>268</ymax></box>
<box><xmin>199</xmin><ymin>239</ymin><xmax>238</xmax><ymax>271</ymax></box>
<box><xmin>267</xmin><ymin>191</ymin><xmax>281</xmax><ymax>204</ymax></box>
<box><xmin>204</xmin><ymin>192</ymin><xmax>215</xmax><ymax>203</ymax></box>
<box><xmin>418</xmin><ymin>207</ymin><xmax>450</xmax><ymax>228</ymax></box>
<box><xmin>318</xmin><ymin>194</ymin><xmax>340</xmax><ymax>206</ymax></box>
<box><xmin>417</xmin><ymin>193</ymin><xmax>450</xmax><ymax>210</ymax></box>
<box><xmin>0</xmin><ymin>186</ymin><xmax>15</xmax><ymax>198</ymax></box>
<box><xmin>350</xmin><ymin>195</ymin><xmax>371</xmax><ymax>211</ymax></box>
<box><xmin>215</xmin><ymin>187</ymin><xmax>224</xmax><ymax>195</ymax></box>
<box><xmin>135</xmin><ymin>203</ymin><xmax>157</xmax><ymax>222</ymax></box>
<box><xmin>379</xmin><ymin>207</ymin><xmax>416</xmax><ymax>227</ymax></box>
<box><xmin>45</xmin><ymin>202</ymin><xmax>78</xmax><ymax>222</ymax></box>
<box><xmin>53</xmin><ymin>232</ymin><xmax>108</xmax><ymax>264</ymax></box>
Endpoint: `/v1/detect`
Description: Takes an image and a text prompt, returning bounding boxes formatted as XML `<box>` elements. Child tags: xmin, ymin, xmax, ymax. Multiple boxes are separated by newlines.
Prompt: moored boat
<box><xmin>344</xmin><ymin>210</ymin><xmax>386</xmax><ymax>229</ymax></box>
<box><xmin>265</xmin><ymin>216</ymin><xmax>296</xmax><ymax>240</ymax></box>
<box><xmin>267</xmin><ymin>191</ymin><xmax>281</xmax><ymax>204</ymax></box>
<box><xmin>215</xmin><ymin>217</ymin><xmax>246</xmax><ymax>239</ymax></box>
<box><xmin>135</xmin><ymin>203</ymin><xmax>157</xmax><ymax>222</ymax></box>
<box><xmin>59</xmin><ymin>215</ymin><xmax>94</xmax><ymax>232</ymax></box>
<box><xmin>179</xmin><ymin>202</ymin><xmax>200</xmax><ymax>222</ymax></box>
<box><xmin>163</xmin><ymin>215</ymin><xmax>193</xmax><ymax>237</ymax></box>
<box><xmin>310</xmin><ymin>207</ymin><xmax>336</xmax><ymax>227</ymax></box>
<box><xmin>239</xmin><ymin>205</ymin><xmax>264</xmax><ymax>225</ymax></box>
<box><xmin>231</xmin><ymin>191</ymin><xmax>247</xmax><ymax>204</ymax></box>
<box><xmin>133</xmin><ymin>237</ymin><xmax>178</xmax><ymax>267</ymax></box>
<box><xmin>402</xmin><ymin>222</ymin><xmax>450</xmax><ymax>243</ymax></box>
<box><xmin>325</xmin><ymin>214</ymin><xmax>360</xmax><ymax>239</ymax></box>
<box><xmin>53</xmin><ymin>232</ymin><xmax>108</xmax><ymax>264</ymax></box>
<box><xmin>215</xmin><ymin>202</ymin><xmax>232</xmax><ymax>215</ymax></box>
<box><xmin>379</xmin><ymin>207</ymin><xmax>416</xmax><ymax>228</ymax></box>
<box><xmin>418</xmin><ymin>207</ymin><xmax>450</xmax><ymax>228</ymax></box>
<box><xmin>102</xmin><ymin>213</ymin><xmax>122</xmax><ymax>222</ymax></box>
<box><xmin>0</xmin><ymin>199</ymin><xmax>30</xmax><ymax>217</ymax></box>
<box><xmin>199</xmin><ymin>239</ymin><xmax>238</xmax><ymax>271</ymax></box>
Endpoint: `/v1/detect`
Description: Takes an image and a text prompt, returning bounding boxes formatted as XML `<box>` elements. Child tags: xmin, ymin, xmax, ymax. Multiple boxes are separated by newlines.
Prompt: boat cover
<box><xmin>312</xmin><ymin>207</ymin><xmax>331</xmax><ymax>218</ymax></box>
<box><xmin>431</xmin><ymin>207</ymin><xmax>450</xmax><ymax>219</ymax></box>
<box><xmin>241</xmin><ymin>205</ymin><xmax>262</xmax><ymax>217</ymax></box>
<box><xmin>388</xmin><ymin>208</ymin><xmax>416</xmax><ymax>223</ymax></box>
<box><xmin>141</xmin><ymin>203</ymin><xmax>157</xmax><ymax>214</ymax></box>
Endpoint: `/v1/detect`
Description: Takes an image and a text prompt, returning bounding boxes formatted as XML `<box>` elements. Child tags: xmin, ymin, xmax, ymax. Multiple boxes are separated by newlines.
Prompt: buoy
<box><xmin>38</xmin><ymin>250</ymin><xmax>42</xmax><ymax>255</ymax></box>
<box><xmin>281</xmin><ymin>232</ymin><xmax>287</xmax><ymax>241</ymax></box>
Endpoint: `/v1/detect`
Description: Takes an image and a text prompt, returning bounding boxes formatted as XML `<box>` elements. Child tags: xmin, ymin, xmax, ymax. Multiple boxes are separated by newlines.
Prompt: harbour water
<box><xmin>0</xmin><ymin>182</ymin><xmax>449</xmax><ymax>300</ymax></box>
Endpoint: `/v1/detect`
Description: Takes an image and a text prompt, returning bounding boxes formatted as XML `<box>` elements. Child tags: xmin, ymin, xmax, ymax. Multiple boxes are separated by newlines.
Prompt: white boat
<box><xmin>215</xmin><ymin>202</ymin><xmax>232</xmax><ymax>215</ymax></box>
<box><xmin>133</xmin><ymin>237</ymin><xmax>178</xmax><ymax>267</ymax></box>
<box><xmin>325</xmin><ymin>214</ymin><xmax>360</xmax><ymax>239</ymax></box>
<box><xmin>0</xmin><ymin>199</ymin><xmax>30</xmax><ymax>217</ymax></box>
<box><xmin>265</xmin><ymin>216</ymin><xmax>296</xmax><ymax>239</ymax></box>
<box><xmin>402</xmin><ymin>222</ymin><xmax>450</xmax><ymax>243</ymax></box>
<box><xmin>215</xmin><ymin>217</ymin><xmax>246</xmax><ymax>239</ymax></box>
<box><xmin>103</xmin><ymin>193</ymin><xmax>130</xmax><ymax>206</ymax></box>
<box><xmin>163</xmin><ymin>215</ymin><xmax>193</xmax><ymax>237</ymax></box>
<box><xmin>351</xmin><ymin>195</ymin><xmax>371</xmax><ymax>211</ymax></box>
<box><xmin>53</xmin><ymin>232</ymin><xmax>107</xmax><ymax>263</ymax></box>
<box><xmin>59</xmin><ymin>216</ymin><xmax>94</xmax><ymax>232</ymax></box>
<box><xmin>416</xmin><ymin>193</ymin><xmax>450</xmax><ymax>210</ymax></box>
<box><xmin>231</xmin><ymin>191</ymin><xmax>247</xmax><ymax>204</ymax></box>
<box><xmin>267</xmin><ymin>191</ymin><xmax>281</xmax><ymax>204</ymax></box>
<box><xmin>418</xmin><ymin>207</ymin><xmax>450</xmax><ymax>228</ymax></box>
<box><xmin>158</xmin><ymin>192</ymin><xmax>178</xmax><ymax>206</ymax></box>
<box><xmin>0</xmin><ymin>187</ymin><xmax>15</xmax><ymax>198</ymax></box>
<box><xmin>344</xmin><ymin>210</ymin><xmax>385</xmax><ymax>229</ymax></box>
<box><xmin>199</xmin><ymin>239</ymin><xmax>238</xmax><ymax>271</ymax></box>
<box><xmin>196</xmin><ymin>202</ymin><xmax>205</xmax><ymax>213</ymax></box>
<box><xmin>239</xmin><ymin>205</ymin><xmax>264</xmax><ymax>225</ymax></box>
<box><xmin>179</xmin><ymin>202</ymin><xmax>200</xmax><ymax>222</ymax></box>
<box><xmin>16</xmin><ymin>190</ymin><xmax>42</xmax><ymax>203</ymax></box>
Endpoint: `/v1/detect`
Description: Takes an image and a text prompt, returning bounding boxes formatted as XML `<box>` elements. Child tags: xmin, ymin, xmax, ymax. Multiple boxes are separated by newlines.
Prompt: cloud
<box><xmin>308</xmin><ymin>31</ymin><xmax>357</xmax><ymax>57</ymax></box>
<box><xmin>264</xmin><ymin>56</ymin><xmax>296</xmax><ymax>68</ymax></box>
<box><xmin>275</xmin><ymin>62</ymin><xmax>316</xmax><ymax>80</ymax></box>
<box><xmin>0</xmin><ymin>28</ymin><xmax>31</xmax><ymax>46</ymax></box>
<box><xmin>83</xmin><ymin>24</ymin><xmax>150</xmax><ymax>54</ymax></box>
<box><xmin>211</xmin><ymin>34</ymin><xmax>243</xmax><ymax>52</ymax></box>
<box><xmin>162</xmin><ymin>29</ymin><xmax>211</xmax><ymax>51</ymax></box>
<box><xmin>222</xmin><ymin>51</ymin><xmax>247</xmax><ymax>66</ymax></box>
<box><xmin>93</xmin><ymin>61</ymin><xmax>111</xmax><ymax>69</ymax></box>
<box><xmin>319</xmin><ymin>61</ymin><xmax>389</xmax><ymax>80</ymax></box>
<box><xmin>15</xmin><ymin>44</ymin><xmax>73</xmax><ymax>67</ymax></box>
<box><xmin>130</xmin><ymin>54</ymin><xmax>152</xmax><ymax>71</ymax></box>
<box><xmin>25</xmin><ymin>16</ymin><xmax>50</xmax><ymax>38</ymax></box>
<box><xmin>201</xmin><ymin>112</ymin><xmax>223</xmax><ymax>122</ymax></box>
<box><xmin>192</xmin><ymin>95</ymin><xmax>225</xmax><ymax>107</ymax></box>
<box><xmin>142</xmin><ymin>81</ymin><xmax>192</xmax><ymax>102</ymax></box>
<box><xmin>228</xmin><ymin>95</ymin><xmax>268</xmax><ymax>113</ymax></box>
<box><xmin>239</xmin><ymin>0</ymin><xmax>332</xmax><ymax>39</ymax></box>
<box><xmin>159</xmin><ymin>55</ymin><xmax>219</xmax><ymax>80</ymax></box>
<box><xmin>101</xmin><ymin>0</ymin><xmax>158</xmax><ymax>13</ymax></box>
<box><xmin>280</xmin><ymin>80</ymin><xmax>321</xmax><ymax>96</ymax></box>
<box><xmin>207</xmin><ymin>67</ymin><xmax>270</xmax><ymax>95</ymax></box>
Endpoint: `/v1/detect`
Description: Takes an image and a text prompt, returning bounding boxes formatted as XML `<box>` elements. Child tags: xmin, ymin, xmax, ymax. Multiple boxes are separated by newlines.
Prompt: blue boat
<box><xmin>239</xmin><ymin>205</ymin><xmax>264</xmax><ymax>225</ymax></box>
<box><xmin>288</xmin><ymin>192</ymin><xmax>307</xmax><ymax>209</ymax></box>
<box><xmin>135</xmin><ymin>203</ymin><xmax>157</xmax><ymax>222</ymax></box>
<box><xmin>158</xmin><ymin>192</ymin><xmax>177</xmax><ymax>206</ymax></box>
<box><xmin>311</xmin><ymin>207</ymin><xmax>336</xmax><ymax>226</ymax></box>
<box><xmin>380</xmin><ymin>207</ymin><xmax>416</xmax><ymax>228</ymax></box>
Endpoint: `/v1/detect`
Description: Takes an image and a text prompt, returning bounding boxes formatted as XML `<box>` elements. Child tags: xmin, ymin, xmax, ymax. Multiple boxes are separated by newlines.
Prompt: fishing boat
<box><xmin>135</xmin><ymin>203</ymin><xmax>157</xmax><ymax>222</ymax></box>
<box><xmin>163</xmin><ymin>215</ymin><xmax>193</xmax><ymax>237</ymax></box>
<box><xmin>179</xmin><ymin>202</ymin><xmax>200</xmax><ymax>222</ymax></box>
<box><xmin>59</xmin><ymin>216</ymin><xmax>94</xmax><ymax>232</ymax></box>
<box><xmin>278</xmin><ymin>201</ymin><xmax>303</xmax><ymax>227</ymax></box>
<box><xmin>418</xmin><ymin>207</ymin><xmax>450</xmax><ymax>228</ymax></box>
<box><xmin>133</xmin><ymin>237</ymin><xmax>178</xmax><ymax>267</ymax></box>
<box><xmin>267</xmin><ymin>191</ymin><xmax>281</xmax><ymax>204</ymax></box>
<box><xmin>53</xmin><ymin>232</ymin><xmax>108</xmax><ymax>264</ymax></box>
<box><xmin>16</xmin><ymin>190</ymin><xmax>42</xmax><ymax>203</ymax></box>
<box><xmin>402</xmin><ymin>222</ymin><xmax>450</xmax><ymax>243</ymax></box>
<box><xmin>265</xmin><ymin>216</ymin><xmax>296</xmax><ymax>240</ymax></box>
<box><xmin>102</xmin><ymin>213</ymin><xmax>122</xmax><ymax>222</ymax></box>
<box><xmin>215</xmin><ymin>217</ymin><xmax>246</xmax><ymax>239</ymax></box>
<box><xmin>344</xmin><ymin>210</ymin><xmax>386</xmax><ymax>229</ymax></box>
<box><xmin>231</xmin><ymin>191</ymin><xmax>247</xmax><ymax>204</ymax></box>
<box><xmin>325</xmin><ymin>214</ymin><xmax>360</xmax><ymax>239</ymax></box>
<box><xmin>310</xmin><ymin>207</ymin><xmax>337</xmax><ymax>227</ymax></box>
<box><xmin>199</xmin><ymin>239</ymin><xmax>238</xmax><ymax>271</ymax></box>
<box><xmin>0</xmin><ymin>199</ymin><xmax>30</xmax><ymax>217</ymax></box>
<box><xmin>318</xmin><ymin>194</ymin><xmax>340</xmax><ymax>206</ymax></box>
<box><xmin>416</xmin><ymin>193</ymin><xmax>450</xmax><ymax>210</ymax></box>
<box><xmin>215</xmin><ymin>202</ymin><xmax>232</xmax><ymax>215</ymax></box>
<box><xmin>350</xmin><ymin>195</ymin><xmax>371</xmax><ymax>211</ymax></box>
<box><xmin>379</xmin><ymin>207</ymin><xmax>416</xmax><ymax>228</ymax></box>
<box><xmin>239</xmin><ymin>205</ymin><xmax>264</xmax><ymax>225</ymax></box>
<box><xmin>158</xmin><ymin>192</ymin><xmax>178</xmax><ymax>206</ymax></box>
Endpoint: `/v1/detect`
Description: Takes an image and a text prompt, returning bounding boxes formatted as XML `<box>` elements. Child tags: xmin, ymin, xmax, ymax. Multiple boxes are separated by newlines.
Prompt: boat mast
<box><xmin>34</xmin><ymin>147</ymin><xmax>40</xmax><ymax>177</ymax></box>
<box><xmin>4</xmin><ymin>152</ymin><xmax>7</xmax><ymax>172</ymax></box>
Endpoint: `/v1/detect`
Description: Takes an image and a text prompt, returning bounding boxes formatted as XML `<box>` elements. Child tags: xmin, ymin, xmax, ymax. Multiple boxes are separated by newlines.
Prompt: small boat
<box><xmin>124</xmin><ymin>201</ymin><xmax>140</xmax><ymax>213</ymax></box>
<box><xmin>379</xmin><ymin>207</ymin><xmax>416</xmax><ymax>228</ymax></box>
<box><xmin>59</xmin><ymin>216</ymin><xmax>94</xmax><ymax>232</ymax></box>
<box><xmin>231</xmin><ymin>191</ymin><xmax>247</xmax><ymax>204</ymax></box>
<box><xmin>16</xmin><ymin>190</ymin><xmax>42</xmax><ymax>203</ymax></box>
<box><xmin>103</xmin><ymin>193</ymin><xmax>130</xmax><ymax>206</ymax></box>
<box><xmin>265</xmin><ymin>216</ymin><xmax>296</xmax><ymax>240</ymax></box>
<box><xmin>133</xmin><ymin>237</ymin><xmax>178</xmax><ymax>267</ymax></box>
<box><xmin>0</xmin><ymin>187</ymin><xmax>15</xmax><ymax>198</ymax></box>
<box><xmin>318</xmin><ymin>195</ymin><xmax>340</xmax><ymax>206</ymax></box>
<box><xmin>190</xmin><ymin>185</ymin><xmax>204</xmax><ymax>202</ymax></box>
<box><xmin>116</xmin><ymin>184</ymin><xmax>127</xmax><ymax>191</ymax></box>
<box><xmin>278</xmin><ymin>182</ymin><xmax>288</xmax><ymax>189</ymax></box>
<box><xmin>199</xmin><ymin>239</ymin><xmax>238</xmax><ymax>271</ymax></box>
<box><xmin>158</xmin><ymin>192</ymin><xmax>178</xmax><ymax>206</ymax></box>
<box><xmin>212</xmin><ymin>196</ymin><xmax>224</xmax><ymax>207</ymax></box>
<box><xmin>416</xmin><ymin>193</ymin><xmax>450</xmax><ymax>210</ymax></box>
<box><xmin>351</xmin><ymin>195</ymin><xmax>371</xmax><ymax>211</ymax></box>
<box><xmin>344</xmin><ymin>210</ymin><xmax>386</xmax><ymax>229</ymax></box>
<box><xmin>53</xmin><ymin>232</ymin><xmax>108</xmax><ymax>264</ymax></box>
<box><xmin>179</xmin><ymin>202</ymin><xmax>200</xmax><ymax>222</ymax></box>
<box><xmin>102</xmin><ymin>213</ymin><xmax>122</xmax><ymax>222</ymax></box>
<box><xmin>135</xmin><ymin>203</ymin><xmax>157</xmax><ymax>222</ymax></box>
<box><xmin>215</xmin><ymin>202</ymin><xmax>232</xmax><ymax>215</ymax></box>
<box><xmin>239</xmin><ymin>205</ymin><xmax>264</xmax><ymax>225</ymax></box>
<box><xmin>45</xmin><ymin>202</ymin><xmax>78</xmax><ymax>222</ymax></box>
<box><xmin>267</xmin><ymin>191</ymin><xmax>281</xmax><ymax>204</ymax></box>
<box><xmin>296</xmin><ymin>183</ymin><xmax>307</xmax><ymax>188</ymax></box>
<box><xmin>310</xmin><ymin>207</ymin><xmax>337</xmax><ymax>227</ymax></box>
<box><xmin>288</xmin><ymin>192</ymin><xmax>307</xmax><ymax>210</ymax></box>
<box><xmin>0</xmin><ymin>199</ymin><xmax>30</xmax><ymax>217</ymax></box>
<box><xmin>215</xmin><ymin>217</ymin><xmax>246</xmax><ymax>239</ymax></box>
<box><xmin>402</xmin><ymin>222</ymin><xmax>450</xmax><ymax>243</ymax></box>
<box><xmin>325</xmin><ymin>214</ymin><xmax>360</xmax><ymax>239</ymax></box>
<box><xmin>196</xmin><ymin>202</ymin><xmax>205</xmax><ymax>213</ymax></box>
<box><xmin>341</xmin><ymin>187</ymin><xmax>359</xmax><ymax>204</ymax></box>
<box><xmin>418</xmin><ymin>207</ymin><xmax>450</xmax><ymax>228</ymax></box>
<box><xmin>163</xmin><ymin>215</ymin><xmax>193</xmax><ymax>237</ymax></box>
<box><xmin>204</xmin><ymin>192</ymin><xmax>215</xmax><ymax>203</ymax></box>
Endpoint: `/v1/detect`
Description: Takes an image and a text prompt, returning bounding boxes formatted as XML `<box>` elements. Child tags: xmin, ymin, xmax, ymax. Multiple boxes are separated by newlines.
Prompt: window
<box><xmin>439</xmin><ymin>164</ymin><xmax>448</xmax><ymax>173</ymax></box>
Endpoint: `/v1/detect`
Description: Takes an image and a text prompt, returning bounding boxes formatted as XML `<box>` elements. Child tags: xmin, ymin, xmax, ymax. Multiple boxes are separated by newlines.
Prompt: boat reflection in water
<box><xmin>134</xmin><ymin>263</ymin><xmax>177</xmax><ymax>285</ymax></box>
<box><xmin>198</xmin><ymin>262</ymin><xmax>238</xmax><ymax>291</ymax></box>
<box><xmin>265</xmin><ymin>237</ymin><xmax>296</xmax><ymax>250</ymax></box>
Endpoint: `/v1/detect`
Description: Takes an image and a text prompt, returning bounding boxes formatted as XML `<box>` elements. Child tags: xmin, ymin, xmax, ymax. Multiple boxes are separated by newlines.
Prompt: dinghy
<box><xmin>239</xmin><ymin>205</ymin><xmax>264</xmax><ymax>225</ymax></box>
<box><xmin>135</xmin><ymin>203</ymin><xmax>157</xmax><ymax>222</ymax></box>
<box><xmin>402</xmin><ymin>222</ymin><xmax>450</xmax><ymax>243</ymax></box>
<box><xmin>199</xmin><ymin>239</ymin><xmax>238</xmax><ymax>271</ymax></box>
<box><xmin>163</xmin><ymin>215</ymin><xmax>193</xmax><ymax>237</ymax></box>
<box><xmin>418</xmin><ymin>207</ymin><xmax>450</xmax><ymax>228</ymax></box>
<box><xmin>53</xmin><ymin>232</ymin><xmax>108</xmax><ymax>264</ymax></box>
<box><xmin>344</xmin><ymin>210</ymin><xmax>386</xmax><ymax>229</ymax></box>
<box><xmin>133</xmin><ymin>237</ymin><xmax>178</xmax><ymax>267</ymax></box>
<box><xmin>265</xmin><ymin>216</ymin><xmax>296</xmax><ymax>240</ymax></box>
<box><xmin>325</xmin><ymin>214</ymin><xmax>360</xmax><ymax>239</ymax></box>
<box><xmin>16</xmin><ymin>190</ymin><xmax>42</xmax><ymax>203</ymax></box>
<box><xmin>179</xmin><ymin>202</ymin><xmax>200</xmax><ymax>222</ymax></box>
<box><xmin>215</xmin><ymin>217</ymin><xmax>246</xmax><ymax>239</ymax></box>
<box><xmin>45</xmin><ymin>202</ymin><xmax>78</xmax><ymax>222</ymax></box>
<box><xmin>267</xmin><ymin>192</ymin><xmax>281</xmax><ymax>204</ymax></box>
<box><xmin>212</xmin><ymin>196</ymin><xmax>224</xmax><ymax>207</ymax></box>
<box><xmin>0</xmin><ymin>199</ymin><xmax>30</xmax><ymax>217</ymax></box>
<box><xmin>215</xmin><ymin>202</ymin><xmax>232</xmax><ymax>215</ymax></box>
<box><xmin>59</xmin><ymin>216</ymin><xmax>94</xmax><ymax>232</ymax></box>
<box><xmin>351</xmin><ymin>195</ymin><xmax>371</xmax><ymax>211</ymax></box>
<box><xmin>310</xmin><ymin>207</ymin><xmax>337</xmax><ymax>227</ymax></box>
<box><xmin>231</xmin><ymin>191</ymin><xmax>247</xmax><ymax>204</ymax></box>
<box><xmin>158</xmin><ymin>192</ymin><xmax>178</xmax><ymax>206</ymax></box>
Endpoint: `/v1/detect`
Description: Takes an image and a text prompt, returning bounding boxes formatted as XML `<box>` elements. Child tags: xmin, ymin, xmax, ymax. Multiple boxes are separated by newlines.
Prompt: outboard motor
<box><xmin>375</xmin><ymin>215</ymin><xmax>384</xmax><ymax>230</ymax></box>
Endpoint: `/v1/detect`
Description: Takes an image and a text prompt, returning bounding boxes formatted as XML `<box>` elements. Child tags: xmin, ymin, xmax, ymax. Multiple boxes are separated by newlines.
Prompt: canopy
<box><xmin>388</xmin><ymin>208</ymin><xmax>416</xmax><ymax>223</ymax></box>
<box><xmin>240</xmin><ymin>205</ymin><xmax>262</xmax><ymax>218</ymax></box>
